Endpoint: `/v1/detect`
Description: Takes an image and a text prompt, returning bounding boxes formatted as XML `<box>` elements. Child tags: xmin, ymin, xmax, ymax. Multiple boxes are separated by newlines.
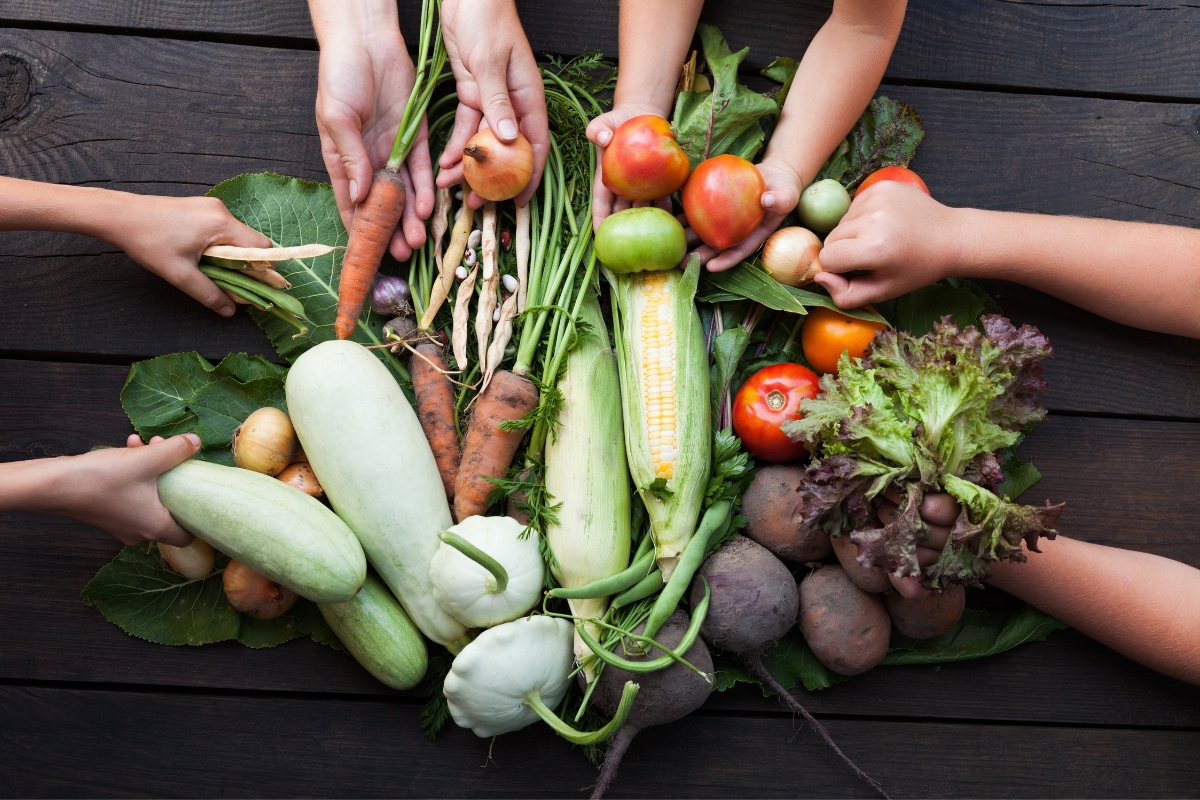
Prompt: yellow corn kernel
<box><xmin>640</xmin><ymin>272</ymin><xmax>678</xmax><ymax>480</ymax></box>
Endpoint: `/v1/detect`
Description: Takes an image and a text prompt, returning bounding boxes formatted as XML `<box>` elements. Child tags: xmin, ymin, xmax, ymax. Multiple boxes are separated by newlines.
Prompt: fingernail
<box><xmin>761</xmin><ymin>192</ymin><xmax>774</xmax><ymax>208</ymax></box>
<box><xmin>497</xmin><ymin>119</ymin><xmax>519</xmax><ymax>141</ymax></box>
<box><xmin>218</xmin><ymin>304</ymin><xmax>235</xmax><ymax>317</ymax></box>
<box><xmin>183</xmin><ymin>433</ymin><xmax>201</xmax><ymax>449</ymax></box>
<box><xmin>349</xmin><ymin>180</ymin><xmax>358</xmax><ymax>203</ymax></box>
<box><xmin>598</xmin><ymin>130</ymin><xmax>612</xmax><ymax>146</ymax></box>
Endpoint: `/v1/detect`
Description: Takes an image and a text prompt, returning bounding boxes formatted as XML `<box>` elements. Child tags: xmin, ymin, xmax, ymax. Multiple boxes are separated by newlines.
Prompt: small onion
<box><xmin>277</xmin><ymin>461</ymin><xmax>324</xmax><ymax>498</ymax></box>
<box><xmin>159</xmin><ymin>538</ymin><xmax>215</xmax><ymax>579</ymax></box>
<box><xmin>370</xmin><ymin>274</ymin><xmax>412</xmax><ymax>317</ymax></box>
<box><xmin>761</xmin><ymin>227</ymin><xmax>823</xmax><ymax>287</ymax></box>
<box><xmin>222</xmin><ymin>559</ymin><xmax>298</xmax><ymax>619</ymax></box>
<box><xmin>383</xmin><ymin>315</ymin><xmax>416</xmax><ymax>343</ymax></box>
<box><xmin>501</xmin><ymin>274</ymin><xmax>518</xmax><ymax>294</ymax></box>
<box><xmin>232</xmin><ymin>407</ymin><xmax>296</xmax><ymax>477</ymax></box>
<box><xmin>462</xmin><ymin>128</ymin><xmax>534</xmax><ymax>201</ymax></box>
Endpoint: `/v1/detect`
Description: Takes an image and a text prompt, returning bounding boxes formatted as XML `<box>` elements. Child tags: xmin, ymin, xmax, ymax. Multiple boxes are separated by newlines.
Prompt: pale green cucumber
<box><xmin>319</xmin><ymin>573</ymin><xmax>428</xmax><ymax>690</ymax></box>
<box><xmin>286</xmin><ymin>340</ymin><xmax>468</xmax><ymax>646</ymax></box>
<box><xmin>157</xmin><ymin>459</ymin><xmax>366</xmax><ymax>603</ymax></box>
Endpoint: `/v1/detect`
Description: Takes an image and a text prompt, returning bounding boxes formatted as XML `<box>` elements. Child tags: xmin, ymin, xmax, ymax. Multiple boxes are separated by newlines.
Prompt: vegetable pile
<box><xmin>80</xmin><ymin>16</ymin><xmax>1072</xmax><ymax>800</ymax></box>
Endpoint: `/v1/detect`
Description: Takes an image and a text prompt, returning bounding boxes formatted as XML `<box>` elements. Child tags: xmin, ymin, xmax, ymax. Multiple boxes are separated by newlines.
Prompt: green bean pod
<box><xmin>640</xmin><ymin>499</ymin><xmax>730</xmax><ymax>642</ymax></box>
<box><xmin>549</xmin><ymin>548</ymin><xmax>654</xmax><ymax>600</ymax></box>
<box><xmin>201</xmin><ymin>264</ymin><xmax>307</xmax><ymax>319</ymax></box>
<box><xmin>610</xmin><ymin>568</ymin><xmax>663</xmax><ymax>609</ymax></box>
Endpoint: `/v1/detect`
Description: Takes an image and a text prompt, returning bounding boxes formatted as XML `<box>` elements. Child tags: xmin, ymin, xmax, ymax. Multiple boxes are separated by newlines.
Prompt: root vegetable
<box><xmin>411</xmin><ymin>342</ymin><xmax>461</xmax><ymax>502</ymax></box>
<box><xmin>223</xmin><ymin>558</ymin><xmax>298</xmax><ymax>619</ymax></box>
<box><xmin>588</xmin><ymin>610</ymin><xmax>713</xmax><ymax>800</ymax></box>
<box><xmin>453</xmin><ymin>370</ymin><xmax>539</xmax><ymax>521</ymax></box>
<box><xmin>277</xmin><ymin>461</ymin><xmax>324</xmax><ymax>498</ymax></box>
<box><xmin>883</xmin><ymin>584</ymin><xmax>966</xmax><ymax>639</ymax></box>
<box><xmin>799</xmin><ymin>564</ymin><xmax>890</xmax><ymax>676</ymax></box>
<box><xmin>335</xmin><ymin>168</ymin><xmax>408</xmax><ymax>339</ymax></box>
<box><xmin>462</xmin><ymin>128</ymin><xmax>534</xmax><ymax>201</ymax></box>
<box><xmin>742</xmin><ymin>465</ymin><xmax>833</xmax><ymax>562</ymax></box>
<box><xmin>370</xmin><ymin>274</ymin><xmax>412</xmax><ymax>317</ymax></box>
<box><xmin>232</xmin><ymin>407</ymin><xmax>297</xmax><ymax>477</ymax></box>
<box><xmin>159</xmin><ymin>538</ymin><xmax>215</xmax><ymax>579</ymax></box>
<box><xmin>830</xmin><ymin>533</ymin><xmax>891</xmax><ymax>593</ymax></box>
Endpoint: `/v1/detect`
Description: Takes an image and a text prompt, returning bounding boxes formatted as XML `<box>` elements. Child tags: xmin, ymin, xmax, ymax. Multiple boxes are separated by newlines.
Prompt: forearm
<box><xmin>988</xmin><ymin>536</ymin><xmax>1200</xmax><ymax>685</ymax></box>
<box><xmin>308</xmin><ymin>0</ymin><xmax>399</xmax><ymax>44</ymax></box>
<box><xmin>950</xmin><ymin>208</ymin><xmax>1200</xmax><ymax>338</ymax></box>
<box><xmin>0</xmin><ymin>177</ymin><xmax>137</xmax><ymax>244</ymax></box>
<box><xmin>613</xmin><ymin>0</ymin><xmax>705</xmax><ymax>115</ymax></box>
<box><xmin>764</xmin><ymin>0</ymin><xmax>906</xmax><ymax>187</ymax></box>
<box><xmin>0</xmin><ymin>457</ymin><xmax>74</xmax><ymax>516</ymax></box>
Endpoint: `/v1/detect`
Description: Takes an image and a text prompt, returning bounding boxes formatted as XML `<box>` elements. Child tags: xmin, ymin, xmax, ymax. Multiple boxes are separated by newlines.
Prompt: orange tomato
<box><xmin>801</xmin><ymin>307</ymin><xmax>887</xmax><ymax>375</ymax></box>
<box><xmin>856</xmin><ymin>166</ymin><xmax>929</xmax><ymax>197</ymax></box>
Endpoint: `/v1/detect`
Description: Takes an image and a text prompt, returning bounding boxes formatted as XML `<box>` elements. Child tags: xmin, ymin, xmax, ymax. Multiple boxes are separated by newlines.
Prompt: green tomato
<box><xmin>798</xmin><ymin>178</ymin><xmax>852</xmax><ymax>234</ymax></box>
<box><xmin>595</xmin><ymin>207</ymin><xmax>687</xmax><ymax>274</ymax></box>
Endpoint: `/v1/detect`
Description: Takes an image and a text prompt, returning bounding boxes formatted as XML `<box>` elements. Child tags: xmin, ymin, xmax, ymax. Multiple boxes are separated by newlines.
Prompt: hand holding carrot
<box><xmin>437</xmin><ymin>0</ymin><xmax>548</xmax><ymax>208</ymax></box>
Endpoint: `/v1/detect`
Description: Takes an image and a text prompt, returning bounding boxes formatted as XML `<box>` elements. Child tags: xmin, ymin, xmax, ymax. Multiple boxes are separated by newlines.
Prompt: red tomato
<box><xmin>601</xmin><ymin>115</ymin><xmax>691</xmax><ymax>201</ymax></box>
<box><xmin>802</xmin><ymin>306</ymin><xmax>887</xmax><ymax>375</ymax></box>
<box><xmin>856</xmin><ymin>165</ymin><xmax>929</xmax><ymax>197</ymax></box>
<box><xmin>732</xmin><ymin>363</ymin><xmax>820</xmax><ymax>462</ymax></box>
<box><xmin>681</xmin><ymin>154</ymin><xmax>765</xmax><ymax>249</ymax></box>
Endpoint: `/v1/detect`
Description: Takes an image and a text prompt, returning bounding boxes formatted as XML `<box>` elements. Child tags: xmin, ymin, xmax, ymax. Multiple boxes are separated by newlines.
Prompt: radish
<box><xmin>688</xmin><ymin>536</ymin><xmax>887</xmax><ymax>798</ymax></box>
<box><xmin>587</xmin><ymin>610</ymin><xmax>713</xmax><ymax>800</ymax></box>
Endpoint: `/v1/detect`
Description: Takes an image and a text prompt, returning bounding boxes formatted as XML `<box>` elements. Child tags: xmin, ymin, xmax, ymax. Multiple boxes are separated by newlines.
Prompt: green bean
<box><xmin>258</xmin><ymin>299</ymin><xmax>310</xmax><ymax>338</ymax></box>
<box><xmin>610</xmin><ymin>568</ymin><xmax>663</xmax><ymax>609</ymax></box>
<box><xmin>212</xmin><ymin>280</ymin><xmax>270</xmax><ymax>311</ymax></box>
<box><xmin>549</xmin><ymin>548</ymin><xmax>655</xmax><ymax>600</ymax></box>
<box><xmin>641</xmin><ymin>500</ymin><xmax>730</xmax><ymax>642</ymax></box>
<box><xmin>200</xmin><ymin>265</ymin><xmax>307</xmax><ymax>319</ymax></box>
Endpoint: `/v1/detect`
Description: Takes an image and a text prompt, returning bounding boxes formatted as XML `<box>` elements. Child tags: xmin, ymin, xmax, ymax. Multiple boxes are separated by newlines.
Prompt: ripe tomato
<box><xmin>733</xmin><ymin>363</ymin><xmax>820</xmax><ymax>462</ymax></box>
<box><xmin>802</xmin><ymin>307</ymin><xmax>887</xmax><ymax>375</ymax></box>
<box><xmin>856</xmin><ymin>165</ymin><xmax>929</xmax><ymax>197</ymax></box>
<box><xmin>601</xmin><ymin>115</ymin><xmax>691</xmax><ymax>201</ymax></box>
<box><xmin>681</xmin><ymin>154</ymin><xmax>765</xmax><ymax>250</ymax></box>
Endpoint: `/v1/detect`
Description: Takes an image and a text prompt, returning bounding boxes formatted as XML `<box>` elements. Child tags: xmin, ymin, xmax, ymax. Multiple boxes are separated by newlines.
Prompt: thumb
<box><xmin>322</xmin><ymin>104</ymin><xmax>375</xmax><ymax>205</ymax></box>
<box><xmin>219</xmin><ymin>217</ymin><xmax>273</xmax><ymax>250</ymax></box>
<box><xmin>141</xmin><ymin>433</ymin><xmax>202</xmax><ymax>476</ymax></box>
<box><xmin>586</xmin><ymin>111</ymin><xmax>620</xmax><ymax>147</ymax></box>
<box><xmin>474</xmin><ymin>60</ymin><xmax>520</xmax><ymax>143</ymax></box>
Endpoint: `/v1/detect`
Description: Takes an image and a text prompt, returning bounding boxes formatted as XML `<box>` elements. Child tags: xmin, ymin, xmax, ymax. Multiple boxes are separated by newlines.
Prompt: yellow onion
<box><xmin>761</xmin><ymin>226</ymin><xmax>823</xmax><ymax>287</ymax></box>
<box><xmin>159</xmin><ymin>538</ymin><xmax>215</xmax><ymax>579</ymax></box>
<box><xmin>463</xmin><ymin>128</ymin><xmax>533</xmax><ymax>201</ymax></box>
<box><xmin>277</xmin><ymin>461</ymin><xmax>324</xmax><ymax>498</ymax></box>
<box><xmin>222</xmin><ymin>559</ymin><xmax>298</xmax><ymax>619</ymax></box>
<box><xmin>232</xmin><ymin>407</ymin><xmax>296</xmax><ymax>476</ymax></box>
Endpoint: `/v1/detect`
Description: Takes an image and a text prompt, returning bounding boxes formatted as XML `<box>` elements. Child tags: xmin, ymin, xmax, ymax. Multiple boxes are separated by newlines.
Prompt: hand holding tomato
<box><xmin>801</xmin><ymin>307</ymin><xmax>887</xmax><ymax>375</ymax></box>
<box><xmin>855</xmin><ymin>165</ymin><xmax>929</xmax><ymax>197</ymax></box>
<box><xmin>817</xmin><ymin>179</ymin><xmax>964</xmax><ymax>309</ymax></box>
<box><xmin>586</xmin><ymin>105</ymin><xmax>677</xmax><ymax>231</ymax></box>
<box><xmin>733</xmin><ymin>363</ymin><xmax>820</xmax><ymax>462</ymax></box>
<box><xmin>702</xmin><ymin>156</ymin><xmax>803</xmax><ymax>272</ymax></box>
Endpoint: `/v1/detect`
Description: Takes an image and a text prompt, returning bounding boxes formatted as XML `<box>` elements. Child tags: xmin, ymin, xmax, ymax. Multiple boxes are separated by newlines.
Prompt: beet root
<box><xmin>588</xmin><ymin>609</ymin><xmax>713</xmax><ymax>800</ymax></box>
<box><xmin>830</xmin><ymin>532</ymin><xmax>891</xmax><ymax>593</ymax></box>
<box><xmin>884</xmin><ymin>584</ymin><xmax>966</xmax><ymax>639</ymax></box>
<box><xmin>799</xmin><ymin>565</ymin><xmax>890</xmax><ymax>676</ymax></box>
<box><xmin>742</xmin><ymin>465</ymin><xmax>833</xmax><ymax>562</ymax></box>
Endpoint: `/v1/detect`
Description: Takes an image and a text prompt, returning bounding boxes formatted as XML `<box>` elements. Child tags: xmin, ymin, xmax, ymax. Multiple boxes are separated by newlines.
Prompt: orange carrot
<box><xmin>412</xmin><ymin>341</ymin><xmax>461</xmax><ymax>502</ymax></box>
<box><xmin>335</xmin><ymin>168</ymin><xmax>406</xmax><ymax>340</ymax></box>
<box><xmin>453</xmin><ymin>370</ymin><xmax>539</xmax><ymax>521</ymax></box>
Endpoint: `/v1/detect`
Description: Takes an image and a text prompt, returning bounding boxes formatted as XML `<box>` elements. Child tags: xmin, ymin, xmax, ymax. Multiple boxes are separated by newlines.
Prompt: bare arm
<box><xmin>989</xmin><ymin>536</ymin><xmax>1200</xmax><ymax>685</ymax></box>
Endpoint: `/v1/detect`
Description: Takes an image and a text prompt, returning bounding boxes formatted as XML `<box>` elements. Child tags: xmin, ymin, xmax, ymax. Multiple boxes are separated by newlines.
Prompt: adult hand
<box><xmin>438</xmin><ymin>0</ymin><xmax>549</xmax><ymax>209</ymax></box>
<box><xmin>816</xmin><ymin>181</ymin><xmax>961</xmax><ymax>308</ymax></box>
<box><xmin>315</xmin><ymin>28</ymin><xmax>435</xmax><ymax>259</ymax></box>
<box><xmin>700</xmin><ymin>157</ymin><xmax>803</xmax><ymax>271</ymax></box>
<box><xmin>113</xmin><ymin>194</ymin><xmax>273</xmax><ymax>318</ymax></box>
<box><xmin>585</xmin><ymin>104</ymin><xmax>675</xmax><ymax>231</ymax></box>
<box><xmin>876</xmin><ymin>489</ymin><xmax>962</xmax><ymax>598</ymax></box>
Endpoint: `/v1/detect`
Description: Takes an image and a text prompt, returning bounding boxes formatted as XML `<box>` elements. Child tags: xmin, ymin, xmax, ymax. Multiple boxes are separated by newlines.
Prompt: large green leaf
<box><xmin>699</xmin><ymin>261</ymin><xmax>886</xmax><ymax>324</ymax></box>
<box><xmin>207</xmin><ymin>173</ymin><xmax>409</xmax><ymax>387</ymax></box>
<box><xmin>120</xmin><ymin>352</ymin><xmax>216</xmax><ymax>440</ymax></box>
<box><xmin>191</xmin><ymin>376</ymin><xmax>287</xmax><ymax>450</ymax></box>
<box><xmin>816</xmin><ymin>97</ymin><xmax>925</xmax><ymax>189</ymax></box>
<box><xmin>882</xmin><ymin>605</ymin><xmax>1066</xmax><ymax>665</ymax></box>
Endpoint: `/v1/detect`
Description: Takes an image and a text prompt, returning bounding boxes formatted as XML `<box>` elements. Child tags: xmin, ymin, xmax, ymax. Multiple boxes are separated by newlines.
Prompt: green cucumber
<box><xmin>320</xmin><ymin>573</ymin><xmax>428</xmax><ymax>690</ymax></box>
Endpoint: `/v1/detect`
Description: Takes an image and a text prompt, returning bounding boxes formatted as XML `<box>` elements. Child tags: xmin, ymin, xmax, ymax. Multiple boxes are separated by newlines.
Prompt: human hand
<box><xmin>51</xmin><ymin>434</ymin><xmax>201</xmax><ymax>546</ymax></box>
<box><xmin>815</xmin><ymin>181</ymin><xmax>962</xmax><ymax>308</ymax></box>
<box><xmin>111</xmin><ymin>194</ymin><xmax>273</xmax><ymax>317</ymax></box>
<box><xmin>876</xmin><ymin>489</ymin><xmax>961</xmax><ymax>598</ymax></box>
<box><xmin>438</xmin><ymin>0</ymin><xmax>548</xmax><ymax>209</ymax></box>
<box><xmin>700</xmin><ymin>157</ymin><xmax>803</xmax><ymax>271</ymax></box>
<box><xmin>585</xmin><ymin>104</ymin><xmax>675</xmax><ymax>231</ymax></box>
<box><xmin>315</xmin><ymin>27</ymin><xmax>434</xmax><ymax>259</ymax></box>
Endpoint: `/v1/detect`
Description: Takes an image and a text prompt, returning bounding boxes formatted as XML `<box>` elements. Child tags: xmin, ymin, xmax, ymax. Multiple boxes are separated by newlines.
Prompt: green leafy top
<box><xmin>816</xmin><ymin>97</ymin><xmax>925</xmax><ymax>190</ymax></box>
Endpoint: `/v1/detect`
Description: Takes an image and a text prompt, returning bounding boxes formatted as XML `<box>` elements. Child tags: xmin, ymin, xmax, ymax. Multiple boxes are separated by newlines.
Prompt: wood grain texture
<box><xmin>3</xmin><ymin>685</ymin><xmax>1199</xmax><ymax>798</ymax></box>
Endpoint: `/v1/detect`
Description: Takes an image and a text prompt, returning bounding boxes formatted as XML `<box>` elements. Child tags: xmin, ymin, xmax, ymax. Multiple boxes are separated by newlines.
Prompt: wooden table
<box><xmin>2</xmin><ymin>1</ymin><xmax>1199</xmax><ymax>796</ymax></box>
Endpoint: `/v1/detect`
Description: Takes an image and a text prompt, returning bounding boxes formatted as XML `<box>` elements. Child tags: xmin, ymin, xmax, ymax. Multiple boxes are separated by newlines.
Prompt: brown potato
<box><xmin>883</xmin><ymin>584</ymin><xmax>966</xmax><ymax>639</ymax></box>
<box><xmin>741</xmin><ymin>465</ymin><xmax>832</xmax><ymax>562</ymax></box>
<box><xmin>830</xmin><ymin>532</ymin><xmax>891</xmax><ymax>593</ymax></box>
<box><xmin>799</xmin><ymin>564</ymin><xmax>890</xmax><ymax>675</ymax></box>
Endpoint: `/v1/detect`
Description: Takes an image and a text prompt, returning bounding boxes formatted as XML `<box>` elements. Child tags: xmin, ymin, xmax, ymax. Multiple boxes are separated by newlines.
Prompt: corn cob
<box><xmin>608</xmin><ymin>257</ymin><xmax>711</xmax><ymax>581</ymax></box>
<box><xmin>544</xmin><ymin>294</ymin><xmax>632</xmax><ymax>675</ymax></box>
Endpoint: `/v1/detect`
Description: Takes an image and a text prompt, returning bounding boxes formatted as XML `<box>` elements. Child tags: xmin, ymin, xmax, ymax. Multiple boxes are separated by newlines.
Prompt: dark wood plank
<box><xmin>3</xmin><ymin>685</ymin><xmax>1199</xmax><ymax>798</ymax></box>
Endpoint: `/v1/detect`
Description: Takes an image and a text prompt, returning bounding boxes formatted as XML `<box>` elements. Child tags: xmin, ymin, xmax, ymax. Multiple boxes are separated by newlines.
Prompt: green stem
<box><xmin>386</xmin><ymin>0</ymin><xmax>445</xmax><ymax>169</ymax></box>
<box><xmin>525</xmin><ymin>681</ymin><xmax>638</xmax><ymax>745</ymax></box>
<box><xmin>260</xmin><ymin>301</ymin><xmax>310</xmax><ymax>339</ymax></box>
<box><xmin>642</xmin><ymin>500</ymin><xmax>731</xmax><ymax>642</ymax></box>
<box><xmin>550</xmin><ymin>549</ymin><xmax>655</xmax><ymax>600</ymax></box>
<box><xmin>438</xmin><ymin>530</ymin><xmax>508</xmax><ymax>592</ymax></box>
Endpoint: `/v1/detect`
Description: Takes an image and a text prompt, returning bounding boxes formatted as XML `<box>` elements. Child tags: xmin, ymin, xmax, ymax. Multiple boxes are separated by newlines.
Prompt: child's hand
<box><xmin>438</xmin><ymin>0</ymin><xmax>549</xmax><ymax>209</ymax></box>
<box><xmin>49</xmin><ymin>434</ymin><xmax>201</xmax><ymax>546</ymax></box>
<box><xmin>586</xmin><ymin>104</ymin><xmax>674</xmax><ymax>231</ymax></box>
<box><xmin>314</xmin><ymin>27</ymin><xmax>435</xmax><ymax>259</ymax></box>
<box><xmin>876</xmin><ymin>489</ymin><xmax>961</xmax><ymax>599</ymax></box>
<box><xmin>111</xmin><ymin>195</ymin><xmax>273</xmax><ymax>317</ymax></box>
<box><xmin>701</xmin><ymin>157</ymin><xmax>803</xmax><ymax>271</ymax></box>
<box><xmin>816</xmin><ymin>181</ymin><xmax>962</xmax><ymax>308</ymax></box>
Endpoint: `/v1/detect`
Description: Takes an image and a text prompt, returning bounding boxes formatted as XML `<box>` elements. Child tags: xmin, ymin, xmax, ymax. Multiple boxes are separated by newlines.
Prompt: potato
<box><xmin>830</xmin><ymin>532</ymin><xmax>891</xmax><ymax>593</ymax></box>
<box><xmin>883</xmin><ymin>584</ymin><xmax>966</xmax><ymax>639</ymax></box>
<box><xmin>799</xmin><ymin>565</ymin><xmax>890</xmax><ymax>675</ymax></box>
<box><xmin>741</xmin><ymin>465</ymin><xmax>832</xmax><ymax>562</ymax></box>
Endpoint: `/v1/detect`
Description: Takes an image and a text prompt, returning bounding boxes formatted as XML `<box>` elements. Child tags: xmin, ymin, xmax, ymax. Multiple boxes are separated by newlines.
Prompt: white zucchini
<box><xmin>157</xmin><ymin>459</ymin><xmax>365</xmax><ymax>603</ymax></box>
<box><xmin>286</xmin><ymin>340</ymin><xmax>468</xmax><ymax>645</ymax></box>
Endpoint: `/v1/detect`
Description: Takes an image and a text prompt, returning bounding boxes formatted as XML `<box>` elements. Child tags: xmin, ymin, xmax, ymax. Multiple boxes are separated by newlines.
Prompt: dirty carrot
<box><xmin>453</xmin><ymin>369</ymin><xmax>540</xmax><ymax>521</ymax></box>
<box><xmin>412</xmin><ymin>341</ymin><xmax>461</xmax><ymax>502</ymax></box>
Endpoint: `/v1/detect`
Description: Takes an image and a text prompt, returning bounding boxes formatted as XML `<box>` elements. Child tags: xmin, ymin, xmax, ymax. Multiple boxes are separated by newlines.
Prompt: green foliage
<box><xmin>709</xmin><ymin>327</ymin><xmax>751</xmax><ymax>428</ymax></box>
<box><xmin>419</xmin><ymin>648</ymin><xmax>455</xmax><ymax>740</ymax></box>
<box><xmin>705</xmin><ymin>428</ymin><xmax>753</xmax><ymax>509</ymax></box>
<box><xmin>81</xmin><ymin>542</ymin><xmax>340</xmax><ymax>649</ymax></box>
<box><xmin>816</xmin><ymin>97</ymin><xmax>925</xmax><ymax>190</ymax></box>
<box><xmin>876</xmin><ymin>279</ymin><xmax>1003</xmax><ymax>336</ymax></box>
<box><xmin>207</xmin><ymin>173</ymin><xmax>409</xmax><ymax>388</ymax></box>
<box><xmin>698</xmin><ymin>261</ymin><xmax>886</xmax><ymax>323</ymax></box>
